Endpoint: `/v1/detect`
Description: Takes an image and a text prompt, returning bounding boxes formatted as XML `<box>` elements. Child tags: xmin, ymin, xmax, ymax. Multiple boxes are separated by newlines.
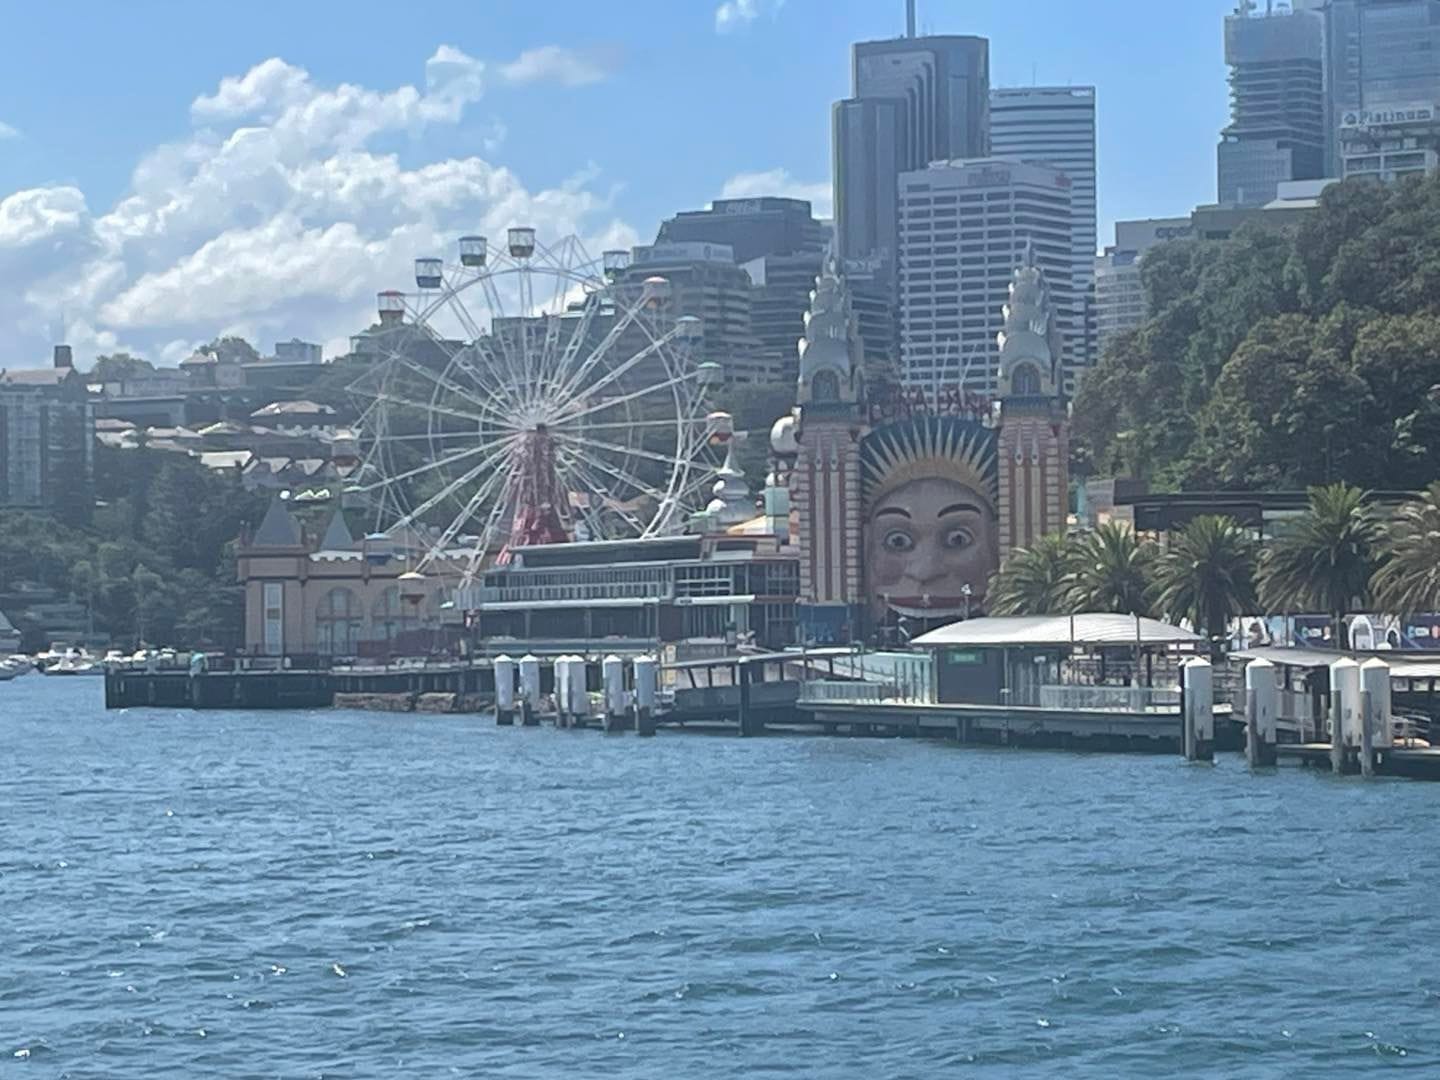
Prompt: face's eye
<box><xmin>882</xmin><ymin>529</ymin><xmax>915</xmax><ymax>553</ymax></box>
<box><xmin>944</xmin><ymin>527</ymin><xmax>974</xmax><ymax>550</ymax></box>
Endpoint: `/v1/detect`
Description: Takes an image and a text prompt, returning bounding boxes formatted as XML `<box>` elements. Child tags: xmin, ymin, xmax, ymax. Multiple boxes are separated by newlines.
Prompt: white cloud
<box><xmin>0</xmin><ymin>121</ymin><xmax>18</xmax><ymax>140</ymax></box>
<box><xmin>715</xmin><ymin>0</ymin><xmax>784</xmax><ymax>33</ymax></box>
<box><xmin>721</xmin><ymin>168</ymin><xmax>832</xmax><ymax>218</ymax></box>
<box><xmin>499</xmin><ymin>45</ymin><xmax>620</xmax><ymax>87</ymax></box>
<box><xmin>0</xmin><ymin>48</ymin><xmax>637</xmax><ymax>369</ymax></box>
<box><xmin>191</xmin><ymin>57</ymin><xmax>312</xmax><ymax>121</ymax></box>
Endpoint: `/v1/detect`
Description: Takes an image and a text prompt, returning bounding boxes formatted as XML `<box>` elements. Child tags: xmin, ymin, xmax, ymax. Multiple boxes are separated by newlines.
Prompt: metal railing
<box><xmin>478</xmin><ymin>581</ymin><xmax>670</xmax><ymax>604</ymax></box>
<box><xmin>1009</xmin><ymin>684</ymin><xmax>1182</xmax><ymax>713</ymax></box>
<box><xmin>798</xmin><ymin>680</ymin><xmax>932</xmax><ymax>705</ymax></box>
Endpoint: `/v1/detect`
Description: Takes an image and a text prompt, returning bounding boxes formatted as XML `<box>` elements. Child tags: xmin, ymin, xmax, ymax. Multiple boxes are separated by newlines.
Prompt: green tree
<box><xmin>202</xmin><ymin>336</ymin><xmax>261</xmax><ymax>365</ymax></box>
<box><xmin>1066</xmin><ymin>523</ymin><xmax>1156</xmax><ymax>616</ymax></box>
<box><xmin>91</xmin><ymin>352</ymin><xmax>155</xmax><ymax>381</ymax></box>
<box><xmin>0</xmin><ymin>448</ymin><xmax>268</xmax><ymax>650</ymax></box>
<box><xmin>987</xmin><ymin>533</ymin><xmax>1075</xmax><ymax>616</ymax></box>
<box><xmin>1371</xmin><ymin>483</ymin><xmax>1440</xmax><ymax>617</ymax></box>
<box><xmin>1258</xmin><ymin>483</ymin><xmax>1382</xmax><ymax>644</ymax></box>
<box><xmin>1075</xmin><ymin>173</ymin><xmax>1440</xmax><ymax>493</ymax></box>
<box><xmin>1150</xmin><ymin>516</ymin><xmax>1259</xmax><ymax>655</ymax></box>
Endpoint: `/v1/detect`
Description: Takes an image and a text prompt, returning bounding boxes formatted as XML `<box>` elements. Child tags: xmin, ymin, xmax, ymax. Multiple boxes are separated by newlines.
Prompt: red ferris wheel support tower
<box><xmin>496</xmin><ymin>424</ymin><xmax>569</xmax><ymax>564</ymax></box>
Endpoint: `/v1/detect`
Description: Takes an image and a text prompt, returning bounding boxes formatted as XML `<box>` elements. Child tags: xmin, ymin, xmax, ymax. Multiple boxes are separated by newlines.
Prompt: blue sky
<box><xmin>0</xmin><ymin>0</ymin><xmax>1234</xmax><ymax>368</ymax></box>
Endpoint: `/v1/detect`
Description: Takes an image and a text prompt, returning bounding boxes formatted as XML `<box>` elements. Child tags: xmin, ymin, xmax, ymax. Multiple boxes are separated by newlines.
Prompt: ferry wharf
<box><xmin>101</xmin><ymin>615</ymin><xmax>1440</xmax><ymax>780</ymax></box>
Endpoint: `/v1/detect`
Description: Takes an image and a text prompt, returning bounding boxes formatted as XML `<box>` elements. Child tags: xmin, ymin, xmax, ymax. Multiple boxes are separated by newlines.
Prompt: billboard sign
<box><xmin>1340</xmin><ymin>104</ymin><xmax>1436</xmax><ymax>131</ymax></box>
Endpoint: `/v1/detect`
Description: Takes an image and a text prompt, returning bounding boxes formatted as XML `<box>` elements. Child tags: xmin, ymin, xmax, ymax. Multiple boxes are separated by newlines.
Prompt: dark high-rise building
<box><xmin>832</xmin><ymin>97</ymin><xmax>910</xmax><ymax>267</ymax></box>
<box><xmin>832</xmin><ymin>28</ymin><xmax>991</xmax><ymax>387</ymax></box>
<box><xmin>1218</xmin><ymin>2</ymin><xmax>1327</xmax><ymax>207</ymax></box>
<box><xmin>1328</xmin><ymin>0</ymin><xmax>1440</xmax><ymax>182</ymax></box>
<box><xmin>656</xmin><ymin>197</ymin><xmax>827</xmax><ymax>264</ymax></box>
<box><xmin>0</xmin><ymin>346</ymin><xmax>94</xmax><ymax>525</ymax></box>
<box><xmin>655</xmin><ymin>197</ymin><xmax>829</xmax><ymax>386</ymax></box>
<box><xmin>741</xmin><ymin>250</ymin><xmax>826</xmax><ymax>385</ymax></box>
<box><xmin>615</xmin><ymin>242</ymin><xmax>772</xmax><ymax>384</ymax></box>
<box><xmin>834</xmin><ymin>34</ymin><xmax>990</xmax><ymax>273</ymax></box>
<box><xmin>851</xmin><ymin>36</ymin><xmax>991</xmax><ymax>168</ymax></box>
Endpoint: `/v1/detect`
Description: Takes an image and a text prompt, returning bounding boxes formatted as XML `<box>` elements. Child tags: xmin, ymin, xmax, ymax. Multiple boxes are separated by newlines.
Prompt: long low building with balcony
<box><xmin>473</xmin><ymin>534</ymin><xmax>799</xmax><ymax>657</ymax></box>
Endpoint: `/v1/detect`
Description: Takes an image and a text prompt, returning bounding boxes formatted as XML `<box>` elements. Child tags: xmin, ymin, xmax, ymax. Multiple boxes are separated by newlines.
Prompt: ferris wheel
<box><xmin>345</xmin><ymin>228</ymin><xmax>727</xmax><ymax>594</ymax></box>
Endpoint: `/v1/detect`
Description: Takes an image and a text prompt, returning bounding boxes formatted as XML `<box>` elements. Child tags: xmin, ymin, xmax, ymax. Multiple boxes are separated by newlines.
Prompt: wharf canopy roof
<box><xmin>1234</xmin><ymin>646</ymin><xmax>1440</xmax><ymax>680</ymax></box>
<box><xmin>913</xmin><ymin>614</ymin><xmax>1205</xmax><ymax>648</ymax></box>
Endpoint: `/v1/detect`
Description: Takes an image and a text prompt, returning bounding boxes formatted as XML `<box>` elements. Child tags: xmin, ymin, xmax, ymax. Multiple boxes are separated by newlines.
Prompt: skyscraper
<box><xmin>896</xmin><ymin>159</ymin><xmax>1077</xmax><ymax>395</ymax></box>
<box><xmin>615</xmin><ymin>242</ymin><xmax>770</xmax><ymax>384</ymax></box>
<box><xmin>990</xmin><ymin>86</ymin><xmax>1098</xmax><ymax>372</ymax></box>
<box><xmin>0</xmin><ymin>346</ymin><xmax>95</xmax><ymax>525</ymax></box>
<box><xmin>832</xmin><ymin>27</ymin><xmax>991</xmax><ymax>388</ymax></box>
<box><xmin>656</xmin><ymin>197</ymin><xmax>828</xmax><ymax>264</ymax></box>
<box><xmin>741</xmin><ymin>250</ymin><xmax>826</xmax><ymax>384</ymax></box>
<box><xmin>653</xmin><ymin>196</ymin><xmax>828</xmax><ymax>384</ymax></box>
<box><xmin>851</xmin><ymin>36</ymin><xmax>991</xmax><ymax>169</ymax></box>
<box><xmin>1218</xmin><ymin>1</ymin><xmax>1327</xmax><ymax>207</ymax></box>
<box><xmin>1327</xmin><ymin>0</ymin><xmax>1440</xmax><ymax>182</ymax></box>
<box><xmin>832</xmin><ymin>97</ymin><xmax>910</xmax><ymax>267</ymax></box>
<box><xmin>836</xmin><ymin>34</ymin><xmax>991</xmax><ymax>272</ymax></box>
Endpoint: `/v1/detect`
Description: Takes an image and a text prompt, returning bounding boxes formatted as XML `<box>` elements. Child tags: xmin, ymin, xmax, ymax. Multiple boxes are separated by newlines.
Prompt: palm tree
<box><xmin>987</xmin><ymin>533</ymin><xmax>1076</xmax><ymax>615</ymax></box>
<box><xmin>1151</xmin><ymin>515</ymin><xmax>1259</xmax><ymax>656</ymax></box>
<box><xmin>1372</xmin><ymin>482</ymin><xmax>1440</xmax><ymax>616</ymax></box>
<box><xmin>1258</xmin><ymin>483</ymin><xmax>1381</xmax><ymax>647</ymax></box>
<box><xmin>1066</xmin><ymin>522</ymin><xmax>1156</xmax><ymax>615</ymax></box>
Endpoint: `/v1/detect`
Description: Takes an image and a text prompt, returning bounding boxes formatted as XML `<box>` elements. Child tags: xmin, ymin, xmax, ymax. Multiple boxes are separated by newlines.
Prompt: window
<box><xmin>811</xmin><ymin>369</ymin><xmax>841</xmax><ymax>403</ymax></box>
<box><xmin>316</xmin><ymin>587</ymin><xmax>361</xmax><ymax>655</ymax></box>
<box><xmin>371</xmin><ymin>586</ymin><xmax>419</xmax><ymax>643</ymax></box>
<box><xmin>1011</xmin><ymin>363</ymin><xmax>1043</xmax><ymax>396</ymax></box>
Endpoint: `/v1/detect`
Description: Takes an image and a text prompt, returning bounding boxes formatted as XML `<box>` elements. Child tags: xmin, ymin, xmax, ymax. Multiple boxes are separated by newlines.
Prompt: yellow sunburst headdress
<box><xmin>860</xmin><ymin>416</ymin><xmax>998</xmax><ymax>514</ymax></box>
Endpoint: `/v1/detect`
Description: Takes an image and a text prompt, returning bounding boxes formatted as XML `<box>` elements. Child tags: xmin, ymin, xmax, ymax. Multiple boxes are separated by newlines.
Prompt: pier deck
<box><xmin>1278</xmin><ymin>742</ymin><xmax>1440</xmax><ymax>779</ymax></box>
<box><xmin>795</xmin><ymin>700</ymin><xmax>1193</xmax><ymax>752</ymax></box>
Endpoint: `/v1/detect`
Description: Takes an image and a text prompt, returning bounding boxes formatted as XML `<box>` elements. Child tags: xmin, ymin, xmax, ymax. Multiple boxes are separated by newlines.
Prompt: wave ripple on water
<box><xmin>3</xmin><ymin>678</ymin><xmax>1439</xmax><ymax>1077</ymax></box>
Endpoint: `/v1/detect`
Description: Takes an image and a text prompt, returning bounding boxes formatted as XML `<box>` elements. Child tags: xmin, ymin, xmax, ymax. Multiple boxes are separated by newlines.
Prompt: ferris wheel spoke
<box><xmin>377</xmin><ymin>361</ymin><xmax>515</xmax><ymax>430</ymax></box>
<box><xmin>571</xmin><ymin>416</ymin><xmax>713</xmax><ymax>432</ymax></box>
<box><xmin>396</xmin><ymin>315</ymin><xmax>518</xmax><ymax>415</ymax></box>
<box><xmin>346</xmin><ymin>437</ymin><xmax>504</xmax><ymax>494</ymax></box>
<box><xmin>438</xmin><ymin>274</ymin><xmax>486</xmax><ymax>342</ymax></box>
<box><xmin>436</xmin><ymin>290</ymin><xmax>525</xmax><ymax>410</ymax></box>
<box><xmin>456</xmin><ymin>493</ymin><xmax>514</xmax><ymax>584</ymax></box>
<box><xmin>545</xmin><ymin>294</ymin><xmax>603</xmax><ymax>401</ymax></box>
<box><xmin>556</xmin><ymin>323</ymin><xmax>685</xmax><ymax>410</ymax></box>
<box><xmin>550</xmin><ymin>295</ymin><xmax>650</xmax><ymax>404</ymax></box>
<box><xmin>368</xmin><ymin>388</ymin><xmax>495</xmax><ymax>431</ymax></box>
<box><xmin>395</xmin><ymin>355</ymin><xmax>516</xmax><ymax>429</ymax></box>
<box><xmin>557</xmin><ymin>454</ymin><xmax>650</xmax><ymax>536</ymax></box>
<box><xmin>551</xmin><ymin>430</ymin><xmax>694</xmax><ymax>470</ymax></box>
<box><xmin>474</xmin><ymin>272</ymin><xmax>532</xmax><ymax>409</ymax></box>
<box><xmin>561</xmin><ymin>443</ymin><xmax>670</xmax><ymax>504</ymax></box>
<box><xmin>558</xmin><ymin>367</ymin><xmax>704</xmax><ymax>426</ymax></box>
<box><xmin>539</xmin><ymin>237</ymin><xmax>573</xmax><ymax>315</ymax></box>
<box><xmin>389</xmin><ymin>435</ymin><xmax>516</xmax><ymax>533</ymax></box>
<box><xmin>414</xmin><ymin>462</ymin><xmax>510</xmax><ymax>573</ymax></box>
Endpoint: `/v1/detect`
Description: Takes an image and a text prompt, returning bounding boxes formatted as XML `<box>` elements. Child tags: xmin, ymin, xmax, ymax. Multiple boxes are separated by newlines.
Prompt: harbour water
<box><xmin>4</xmin><ymin>677</ymin><xmax>1439</xmax><ymax>1077</ymax></box>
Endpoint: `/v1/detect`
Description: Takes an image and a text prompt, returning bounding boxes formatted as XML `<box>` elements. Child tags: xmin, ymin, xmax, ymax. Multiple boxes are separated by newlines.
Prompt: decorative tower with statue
<box><xmin>995</xmin><ymin>243</ymin><xmax>1070</xmax><ymax>553</ymax></box>
<box><xmin>775</xmin><ymin>245</ymin><xmax>1070</xmax><ymax>643</ymax></box>
<box><xmin>791</xmin><ymin>265</ymin><xmax>868</xmax><ymax>644</ymax></box>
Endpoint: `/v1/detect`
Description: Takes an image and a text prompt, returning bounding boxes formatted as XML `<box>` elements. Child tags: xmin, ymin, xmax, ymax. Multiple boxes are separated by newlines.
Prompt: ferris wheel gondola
<box><xmin>346</xmin><ymin>230</ymin><xmax>726</xmax><ymax>601</ymax></box>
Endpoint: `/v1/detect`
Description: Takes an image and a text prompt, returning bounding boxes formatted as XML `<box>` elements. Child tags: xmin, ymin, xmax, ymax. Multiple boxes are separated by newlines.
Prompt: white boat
<box><xmin>43</xmin><ymin>657</ymin><xmax>103</xmax><ymax>676</ymax></box>
<box><xmin>1</xmin><ymin>655</ymin><xmax>32</xmax><ymax>681</ymax></box>
<box><xmin>33</xmin><ymin>643</ymin><xmax>71</xmax><ymax>671</ymax></box>
<box><xmin>40</xmin><ymin>648</ymin><xmax>105</xmax><ymax>676</ymax></box>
